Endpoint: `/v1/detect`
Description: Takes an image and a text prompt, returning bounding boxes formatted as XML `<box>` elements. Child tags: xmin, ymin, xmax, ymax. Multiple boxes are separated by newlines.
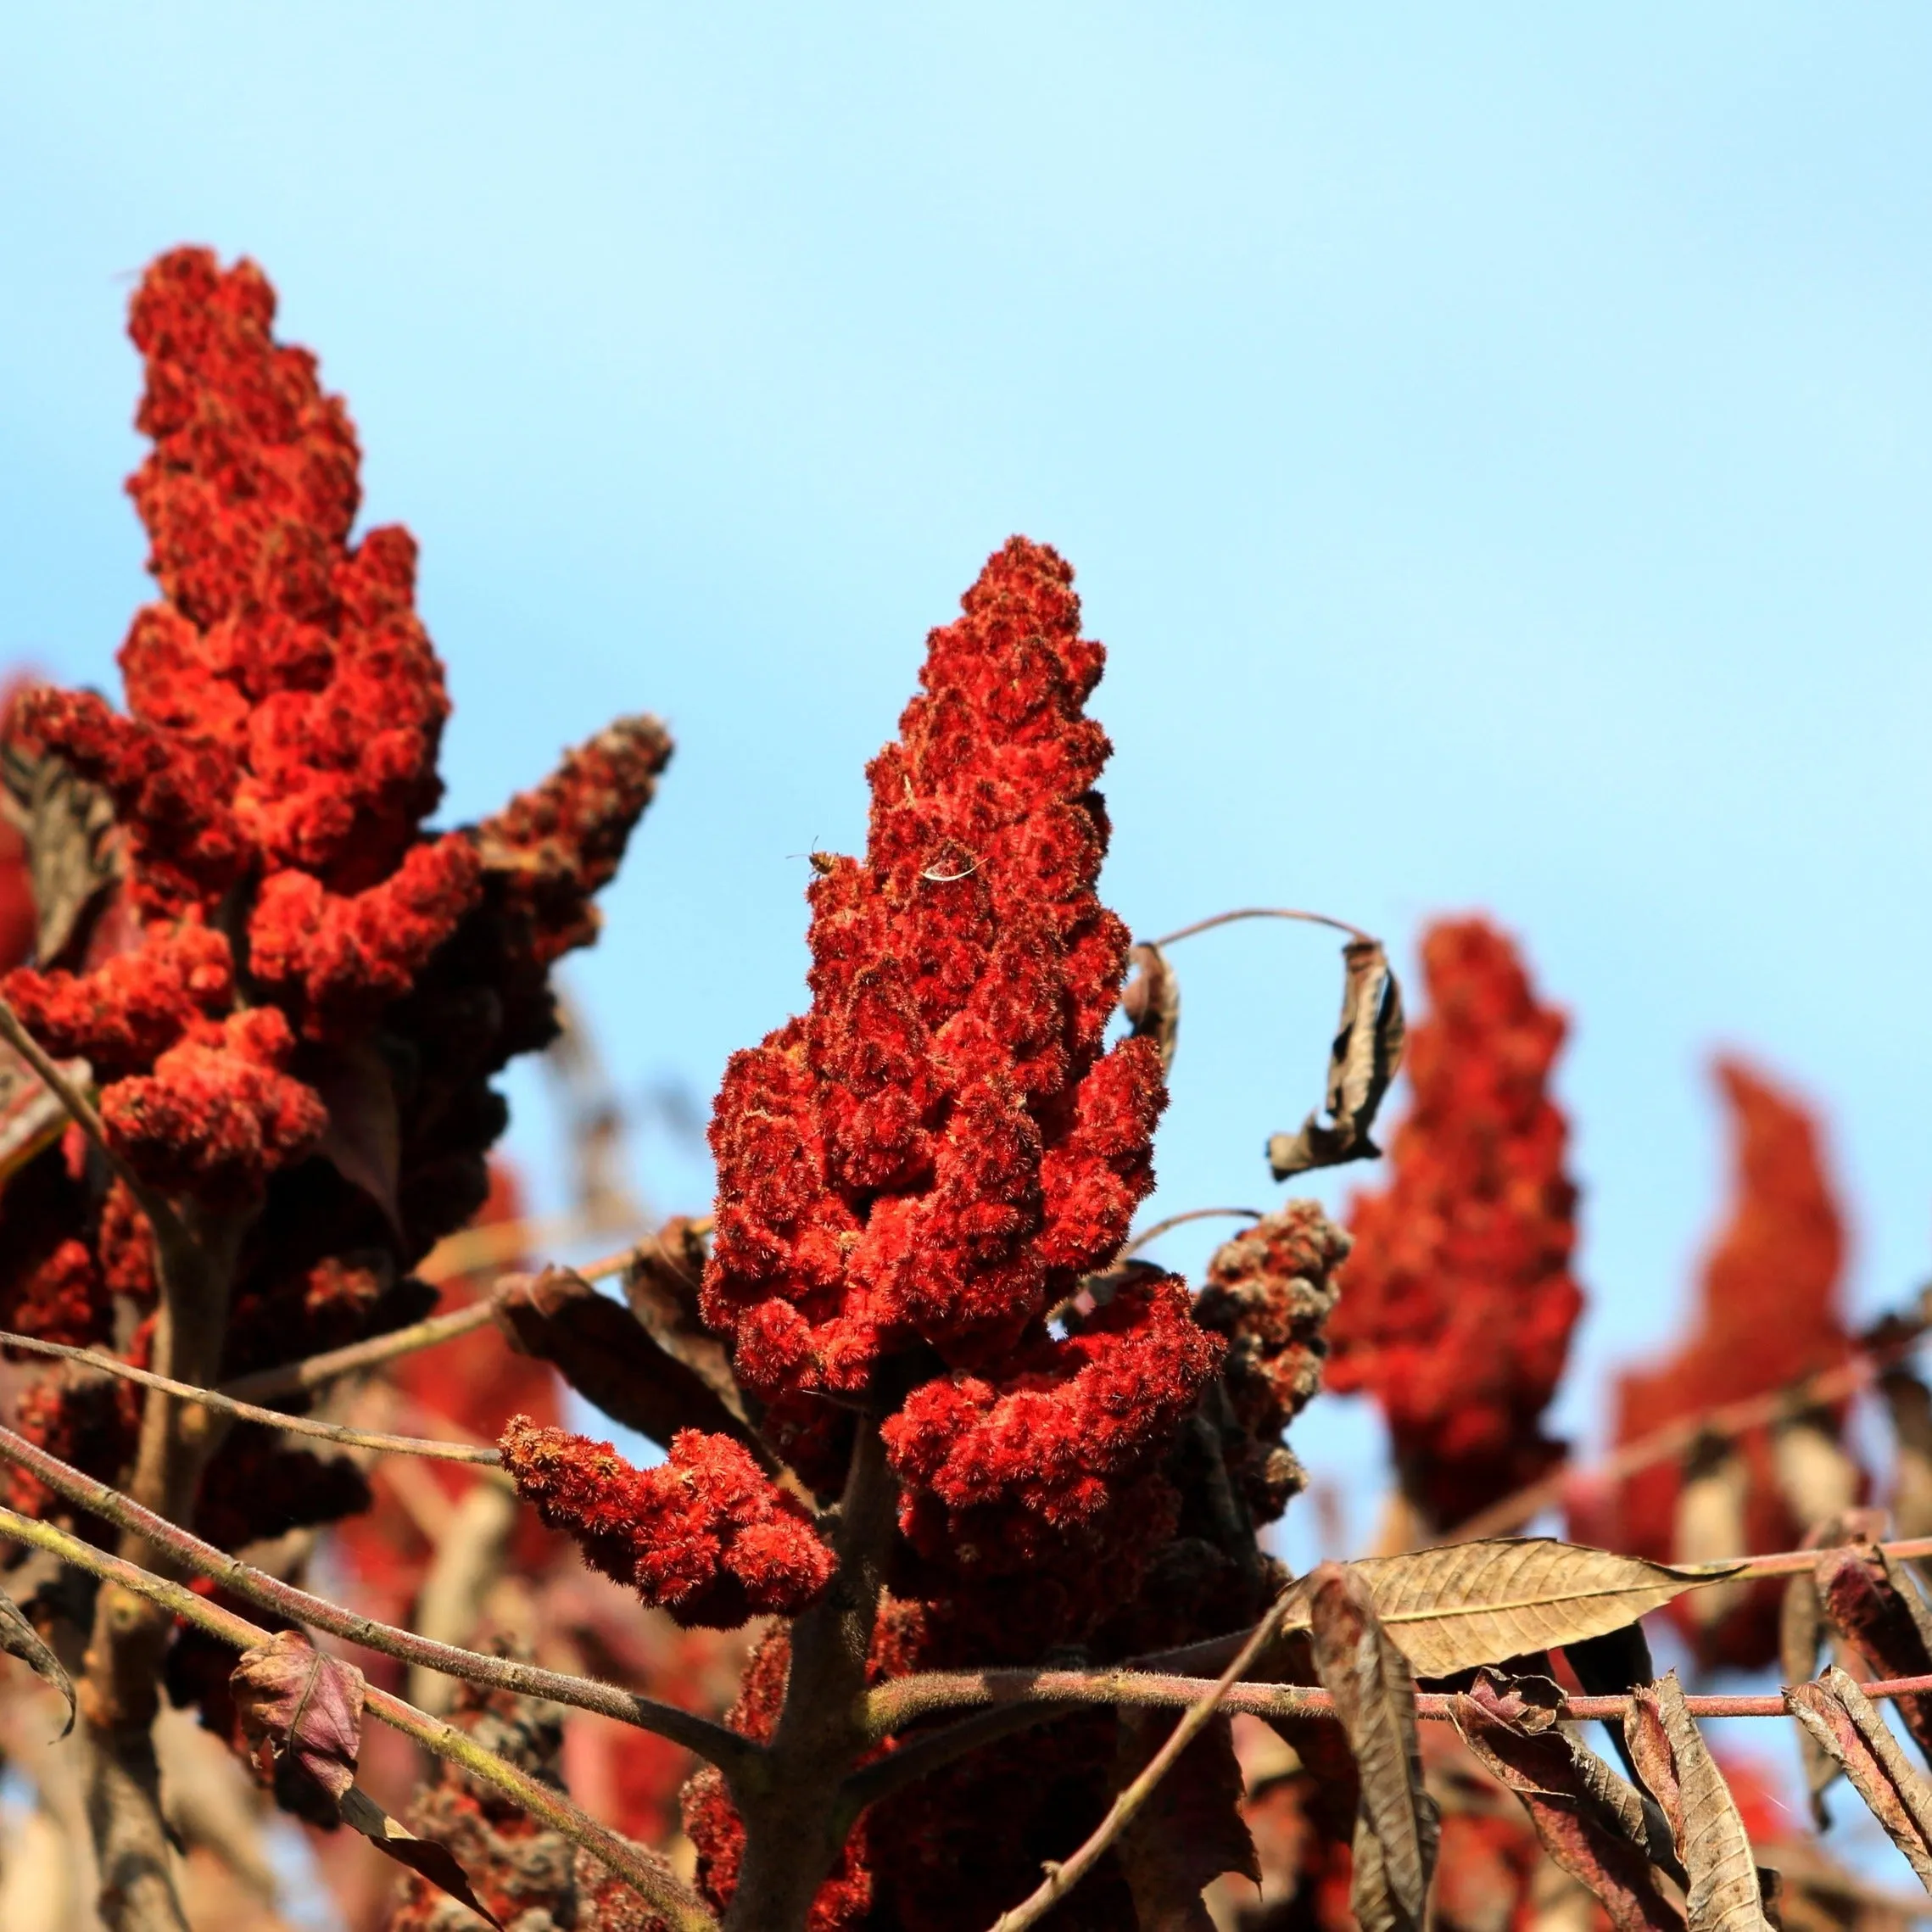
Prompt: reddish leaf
<box><xmin>231</xmin><ymin>1631</ymin><xmax>365</xmax><ymax>1828</ymax></box>
<box><xmin>1452</xmin><ymin>1676</ymin><xmax>1683</xmax><ymax>1932</ymax></box>
<box><xmin>1627</xmin><ymin>1674</ymin><xmax>1769</xmax><ymax>1932</ymax></box>
<box><xmin>340</xmin><ymin>1784</ymin><xmax>505</xmax><ymax>1929</ymax></box>
<box><xmin>1786</xmin><ymin>1667</ymin><xmax>1932</xmax><ymax>1896</ymax></box>
<box><xmin>1114</xmin><ymin>1708</ymin><xmax>1256</xmax><ymax>1929</ymax></box>
<box><xmin>1814</xmin><ymin>1547</ymin><xmax>1932</xmax><ymax>1763</ymax></box>
<box><xmin>1779</xmin><ymin>1510</ymin><xmax>1886</xmax><ymax>1826</ymax></box>
<box><xmin>1307</xmin><ymin>1562</ymin><xmax>1438</xmax><ymax>1932</ymax></box>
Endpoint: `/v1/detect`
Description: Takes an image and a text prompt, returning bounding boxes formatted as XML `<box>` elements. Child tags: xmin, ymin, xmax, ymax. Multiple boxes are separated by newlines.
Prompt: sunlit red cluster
<box><xmin>500</xmin><ymin>1417</ymin><xmax>834</xmax><ymax>1628</ymax></box>
<box><xmin>702</xmin><ymin>537</ymin><xmax>1164</xmax><ymax>1399</ymax></box>
<box><xmin>1328</xmin><ymin>916</ymin><xmax>1583</xmax><ymax>1530</ymax></box>
<box><xmin>1195</xmin><ymin>1201</ymin><xmax>1349</xmax><ymax>1526</ymax></box>
<box><xmin>0</xmin><ymin>251</ymin><xmax>663</xmax><ymax>1624</ymax></box>
<box><xmin>1591</xmin><ymin>1058</ymin><xmax>1857</xmax><ymax>1668</ymax></box>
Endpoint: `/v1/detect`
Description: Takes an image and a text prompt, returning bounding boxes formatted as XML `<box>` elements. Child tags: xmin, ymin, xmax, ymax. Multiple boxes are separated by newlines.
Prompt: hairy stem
<box><xmin>0</xmin><ymin>1505</ymin><xmax>720</xmax><ymax>1932</ymax></box>
<box><xmin>988</xmin><ymin>1594</ymin><xmax>1293</xmax><ymax>1930</ymax></box>
<box><xmin>0</xmin><ymin>1419</ymin><xmax>757</xmax><ymax>1775</ymax></box>
<box><xmin>0</xmin><ymin>1330</ymin><xmax>505</xmax><ymax>1466</ymax></box>
<box><xmin>722</xmin><ymin>1416</ymin><xmax>898</xmax><ymax>1932</ymax></box>
<box><xmin>1145</xmin><ymin>906</ymin><xmax>1375</xmax><ymax>948</ymax></box>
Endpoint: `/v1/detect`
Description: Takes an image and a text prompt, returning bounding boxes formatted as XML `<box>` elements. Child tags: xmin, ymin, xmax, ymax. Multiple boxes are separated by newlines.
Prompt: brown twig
<box><xmin>0</xmin><ymin>1504</ymin><xmax>720</xmax><ymax>1932</ymax></box>
<box><xmin>1445</xmin><ymin>1297</ymin><xmax>1932</xmax><ymax>1542</ymax></box>
<box><xmin>0</xmin><ymin>1419</ymin><xmax>757</xmax><ymax>1777</ymax></box>
<box><xmin>1145</xmin><ymin>906</ymin><xmax>1375</xmax><ymax>948</ymax></box>
<box><xmin>1120</xmin><ymin>1206</ymin><xmax>1264</xmax><ymax>1259</ymax></box>
<box><xmin>222</xmin><ymin>1233</ymin><xmax>681</xmax><ymax>1404</ymax></box>
<box><xmin>0</xmin><ymin>1331</ymin><xmax>505</xmax><ymax>1467</ymax></box>
<box><xmin>986</xmin><ymin>1592</ymin><xmax>1295</xmax><ymax>1930</ymax></box>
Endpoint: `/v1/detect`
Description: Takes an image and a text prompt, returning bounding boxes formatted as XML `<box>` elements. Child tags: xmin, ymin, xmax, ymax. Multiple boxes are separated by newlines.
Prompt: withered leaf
<box><xmin>1121</xmin><ymin>942</ymin><xmax>1181</xmax><ymax>1073</ymax></box>
<box><xmin>1</xmin><ymin>734</ymin><xmax>121</xmax><ymax>969</ymax></box>
<box><xmin>231</xmin><ymin>1631</ymin><xmax>365</xmax><ymax>1828</ymax></box>
<box><xmin>1769</xmin><ymin>1411</ymin><xmax>1859</xmax><ymax>1534</ymax></box>
<box><xmin>0</xmin><ymin>1037</ymin><xmax>81</xmax><ymax>1198</ymax></box>
<box><xmin>622</xmin><ymin>1218</ymin><xmax>751</xmax><ymax>1429</ymax></box>
<box><xmin>1814</xmin><ymin>1547</ymin><xmax>1932</xmax><ymax>1764</ymax></box>
<box><xmin>1786</xmin><ymin>1667</ymin><xmax>1932</xmax><ymax>1896</ymax></box>
<box><xmin>0</xmin><ymin>1581</ymin><xmax>74</xmax><ymax>1737</ymax></box>
<box><xmin>1627</xmin><ymin>1673</ymin><xmax>1769</xmax><ymax>1932</ymax></box>
<box><xmin>307</xmin><ymin>1041</ymin><xmax>404</xmax><ymax>1235</ymax></box>
<box><xmin>1113</xmin><ymin>1709</ymin><xmax>1256</xmax><ymax>1931</ymax></box>
<box><xmin>494</xmin><ymin>1265</ymin><xmax>771</xmax><ymax>1467</ymax></box>
<box><xmin>340</xmin><ymin>1784</ymin><xmax>505</xmax><ymax>1929</ymax></box>
<box><xmin>1307</xmin><ymin>1564</ymin><xmax>1438</xmax><ymax>1932</ymax></box>
<box><xmin>1882</xmin><ymin>1370</ymin><xmax>1932</xmax><ymax>1545</ymax></box>
<box><xmin>1672</xmin><ymin>1440</ymin><xmax>1751</xmax><ymax>1634</ymax></box>
<box><xmin>1267</xmin><ymin>938</ymin><xmax>1404</xmax><ymax>1181</ymax></box>
<box><xmin>1778</xmin><ymin>1511</ymin><xmax>1885</xmax><ymax>1829</ymax></box>
<box><xmin>1451</xmin><ymin>1677</ymin><xmax>1683</xmax><ymax>1932</ymax></box>
<box><xmin>1280</xmin><ymin>1539</ymin><xmax>1736</xmax><ymax>1681</ymax></box>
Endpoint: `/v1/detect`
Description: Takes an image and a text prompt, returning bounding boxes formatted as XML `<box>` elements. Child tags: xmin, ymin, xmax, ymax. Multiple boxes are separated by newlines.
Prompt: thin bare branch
<box><xmin>985</xmin><ymin>1594</ymin><xmax>1294</xmax><ymax>1930</ymax></box>
<box><xmin>0</xmin><ymin>1505</ymin><xmax>719</xmax><ymax>1932</ymax></box>
<box><xmin>0</xmin><ymin>1418</ymin><xmax>758</xmax><ymax>1778</ymax></box>
<box><xmin>0</xmin><ymin>1331</ymin><xmax>505</xmax><ymax>1466</ymax></box>
<box><xmin>1145</xmin><ymin>906</ymin><xmax>1376</xmax><ymax>948</ymax></box>
<box><xmin>1448</xmin><ymin>1289</ymin><xmax>1932</xmax><ymax>1541</ymax></box>
<box><xmin>1120</xmin><ymin>1206</ymin><xmax>1264</xmax><ymax>1259</ymax></box>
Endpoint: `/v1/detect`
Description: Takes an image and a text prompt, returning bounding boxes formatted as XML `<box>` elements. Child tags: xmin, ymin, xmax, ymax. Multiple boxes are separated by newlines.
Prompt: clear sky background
<box><xmin>4</xmin><ymin>7</ymin><xmax>1930</xmax><ymax>1562</ymax></box>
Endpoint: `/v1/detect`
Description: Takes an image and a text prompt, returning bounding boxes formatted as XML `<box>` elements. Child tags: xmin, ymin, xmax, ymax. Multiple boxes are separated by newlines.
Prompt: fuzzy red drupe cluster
<box><xmin>0</xmin><ymin>248</ymin><xmax>667</xmax><ymax>1622</ymax></box>
<box><xmin>1326</xmin><ymin>916</ymin><xmax>1583</xmax><ymax>1532</ymax></box>
<box><xmin>500</xmin><ymin>1417</ymin><xmax>834</xmax><ymax>1628</ymax></box>
<box><xmin>1586</xmin><ymin>1057</ymin><xmax>1858</xmax><ymax>1668</ymax></box>
<box><xmin>701</xmin><ymin>538</ymin><xmax>1165</xmax><ymax>1399</ymax></box>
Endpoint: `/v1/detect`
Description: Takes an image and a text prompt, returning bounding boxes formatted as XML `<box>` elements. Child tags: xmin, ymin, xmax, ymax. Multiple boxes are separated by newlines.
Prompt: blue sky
<box><xmin>4</xmin><ymin>6</ymin><xmax>1930</xmax><ymax>1549</ymax></box>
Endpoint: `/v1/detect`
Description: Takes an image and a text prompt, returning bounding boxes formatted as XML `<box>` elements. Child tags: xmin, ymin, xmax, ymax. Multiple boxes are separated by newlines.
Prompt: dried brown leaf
<box><xmin>339</xmin><ymin>1784</ymin><xmax>505</xmax><ymax>1929</ymax></box>
<box><xmin>0</xmin><ymin>1581</ymin><xmax>73</xmax><ymax>1737</ymax></box>
<box><xmin>1627</xmin><ymin>1674</ymin><xmax>1769</xmax><ymax>1932</ymax></box>
<box><xmin>231</xmin><ymin>1631</ymin><xmax>365</xmax><ymax>1827</ymax></box>
<box><xmin>1785</xmin><ymin>1666</ymin><xmax>1932</xmax><ymax>1897</ymax></box>
<box><xmin>1280</xmin><ymin>1539</ymin><xmax>1737</xmax><ymax>1681</ymax></box>
<box><xmin>1778</xmin><ymin>1511</ymin><xmax>1885</xmax><ymax>1829</ymax></box>
<box><xmin>1121</xmin><ymin>942</ymin><xmax>1181</xmax><ymax>1073</ymax></box>
<box><xmin>622</xmin><ymin>1218</ymin><xmax>751</xmax><ymax>1428</ymax></box>
<box><xmin>1814</xmin><ymin>1548</ymin><xmax>1932</xmax><ymax>1763</ymax></box>
<box><xmin>1672</xmin><ymin>1443</ymin><xmax>1751</xmax><ymax>1633</ymax></box>
<box><xmin>1451</xmin><ymin>1677</ymin><xmax>1683</xmax><ymax>1932</ymax></box>
<box><xmin>1113</xmin><ymin>1709</ymin><xmax>1256</xmax><ymax>1930</ymax></box>
<box><xmin>1770</xmin><ymin>1412</ymin><xmax>1860</xmax><ymax>1534</ymax></box>
<box><xmin>1883</xmin><ymin>1371</ymin><xmax>1932</xmax><ymax>1546</ymax></box>
<box><xmin>1307</xmin><ymin>1563</ymin><xmax>1439</xmax><ymax>1932</ymax></box>
<box><xmin>494</xmin><ymin>1265</ymin><xmax>768</xmax><ymax>1464</ymax></box>
<box><xmin>308</xmin><ymin>1041</ymin><xmax>403</xmax><ymax>1233</ymax></box>
<box><xmin>1</xmin><ymin>734</ymin><xmax>121</xmax><ymax>968</ymax></box>
<box><xmin>1267</xmin><ymin>938</ymin><xmax>1404</xmax><ymax>1181</ymax></box>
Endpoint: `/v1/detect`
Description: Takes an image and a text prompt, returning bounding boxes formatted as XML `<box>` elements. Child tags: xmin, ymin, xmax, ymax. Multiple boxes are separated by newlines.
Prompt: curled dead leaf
<box><xmin>231</xmin><ymin>1630</ymin><xmax>365</xmax><ymax>1828</ymax></box>
<box><xmin>1281</xmin><ymin>1539</ymin><xmax>1737</xmax><ymax>1681</ymax></box>
<box><xmin>340</xmin><ymin>1784</ymin><xmax>505</xmax><ymax>1929</ymax></box>
<box><xmin>1112</xmin><ymin>1708</ymin><xmax>1255</xmax><ymax>1930</ymax></box>
<box><xmin>1627</xmin><ymin>1673</ymin><xmax>1769</xmax><ymax>1932</ymax></box>
<box><xmin>1451</xmin><ymin>1675</ymin><xmax>1683</xmax><ymax>1932</ymax></box>
<box><xmin>1267</xmin><ymin>938</ymin><xmax>1404</xmax><ymax>1182</ymax></box>
<box><xmin>1121</xmin><ymin>942</ymin><xmax>1181</xmax><ymax>1073</ymax></box>
<box><xmin>1</xmin><ymin>732</ymin><xmax>121</xmax><ymax>969</ymax></box>
<box><xmin>1814</xmin><ymin>1546</ymin><xmax>1932</xmax><ymax>1764</ymax></box>
<box><xmin>0</xmin><ymin>1581</ymin><xmax>74</xmax><ymax>1737</ymax></box>
<box><xmin>1307</xmin><ymin>1563</ymin><xmax>1438</xmax><ymax>1932</ymax></box>
<box><xmin>1786</xmin><ymin>1667</ymin><xmax>1932</xmax><ymax>1897</ymax></box>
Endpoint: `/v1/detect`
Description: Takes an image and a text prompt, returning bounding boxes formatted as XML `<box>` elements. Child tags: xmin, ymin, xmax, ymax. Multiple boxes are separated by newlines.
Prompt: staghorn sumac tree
<box><xmin>3</xmin><ymin>247</ymin><xmax>1932</xmax><ymax>1932</ymax></box>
